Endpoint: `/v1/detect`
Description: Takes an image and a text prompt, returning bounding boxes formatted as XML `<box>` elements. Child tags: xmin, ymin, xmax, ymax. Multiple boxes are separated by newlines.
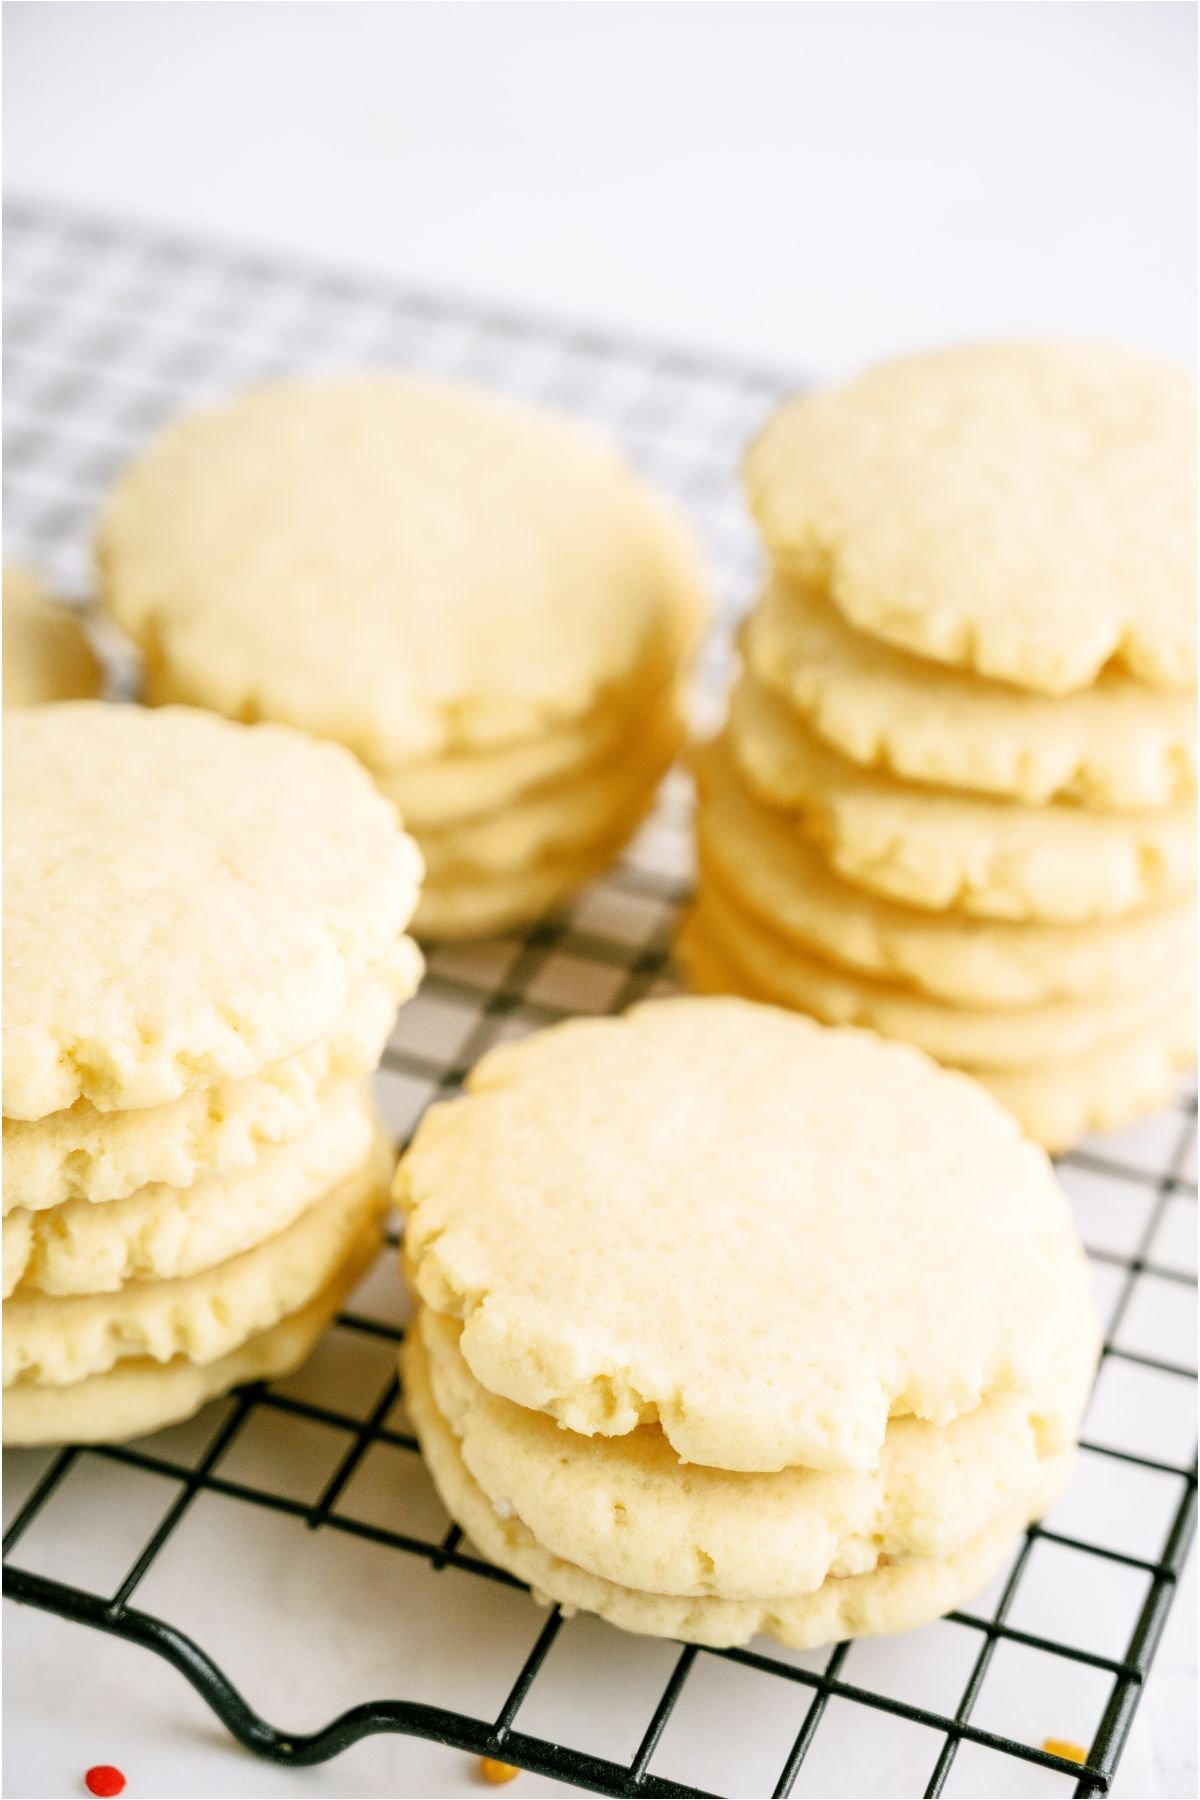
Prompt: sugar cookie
<box><xmin>694</xmin><ymin>741</ymin><xmax>1193</xmax><ymax>1008</ymax></box>
<box><xmin>98</xmin><ymin>375</ymin><xmax>706</xmax><ymax>766</ymax></box>
<box><xmin>729</xmin><ymin>677</ymin><xmax>1195</xmax><ymax>923</ymax></box>
<box><xmin>692</xmin><ymin>877</ymin><xmax>1186</xmax><ymax>1070</ymax></box>
<box><xmin>744</xmin><ymin>575</ymin><xmax>1196</xmax><ymax>810</ymax></box>
<box><xmin>4</xmin><ymin>1129</ymin><xmax>392</xmax><ymax>1387</ymax></box>
<box><xmin>4</xmin><ymin>1082</ymin><xmax>377</xmax><ymax>1298</ymax></box>
<box><xmin>746</xmin><ymin>344</ymin><xmax>1196</xmax><ymax>693</ymax></box>
<box><xmin>419</xmin><ymin>1303</ymin><xmax>1095</xmax><ymax>1602</ymax></box>
<box><xmin>403</xmin><ymin>1326</ymin><xmax>1072</xmax><ymax>1650</ymax></box>
<box><xmin>397</xmin><ymin>997</ymin><xmax>1089</xmax><ymax>1474</ymax></box>
<box><xmin>4</xmin><ymin>1234</ymin><xmax>377</xmax><ymax>1447</ymax></box>
<box><xmin>4</xmin><ymin>704</ymin><xmax>422</xmax><ymax>1119</ymax></box>
<box><xmin>3</xmin><ymin>943</ymin><xmax>421</xmax><ymax>1214</ymax></box>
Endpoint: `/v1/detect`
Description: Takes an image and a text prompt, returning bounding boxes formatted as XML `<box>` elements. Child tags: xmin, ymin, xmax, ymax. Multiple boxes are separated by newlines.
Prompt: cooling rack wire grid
<box><xmin>2</xmin><ymin>198</ymin><xmax>1195</xmax><ymax>1800</ymax></box>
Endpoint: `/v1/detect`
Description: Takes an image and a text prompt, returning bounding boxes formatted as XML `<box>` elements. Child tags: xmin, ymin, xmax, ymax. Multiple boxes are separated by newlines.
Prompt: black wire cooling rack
<box><xmin>3</xmin><ymin>197</ymin><xmax>1197</xmax><ymax>1800</ymax></box>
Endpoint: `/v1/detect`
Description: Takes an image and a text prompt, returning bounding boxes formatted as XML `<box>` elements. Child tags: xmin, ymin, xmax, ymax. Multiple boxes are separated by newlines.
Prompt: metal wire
<box><xmin>3</xmin><ymin>197</ymin><xmax>1195</xmax><ymax>1800</ymax></box>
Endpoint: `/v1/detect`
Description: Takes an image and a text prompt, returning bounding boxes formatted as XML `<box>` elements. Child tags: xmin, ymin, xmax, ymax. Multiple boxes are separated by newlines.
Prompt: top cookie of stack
<box><xmin>682</xmin><ymin>343</ymin><xmax>1196</xmax><ymax>1150</ymax></box>
<box><xmin>4</xmin><ymin>702</ymin><xmax>423</xmax><ymax>1446</ymax></box>
<box><xmin>397</xmin><ymin>997</ymin><xmax>1099</xmax><ymax>1650</ymax></box>
<box><xmin>96</xmin><ymin>376</ymin><xmax>709</xmax><ymax>939</ymax></box>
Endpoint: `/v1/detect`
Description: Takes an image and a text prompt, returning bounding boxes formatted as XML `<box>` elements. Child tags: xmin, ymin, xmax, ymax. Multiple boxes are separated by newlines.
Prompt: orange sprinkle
<box><xmin>480</xmin><ymin>1757</ymin><xmax>520</xmax><ymax>1785</ymax></box>
<box><xmin>1042</xmin><ymin>1738</ymin><xmax>1088</xmax><ymax>1764</ymax></box>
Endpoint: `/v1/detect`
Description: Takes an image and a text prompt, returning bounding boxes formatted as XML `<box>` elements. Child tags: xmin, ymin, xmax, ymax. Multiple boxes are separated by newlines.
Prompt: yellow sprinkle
<box><xmin>1042</xmin><ymin>1738</ymin><xmax>1088</xmax><ymax>1764</ymax></box>
<box><xmin>480</xmin><ymin>1757</ymin><xmax>521</xmax><ymax>1785</ymax></box>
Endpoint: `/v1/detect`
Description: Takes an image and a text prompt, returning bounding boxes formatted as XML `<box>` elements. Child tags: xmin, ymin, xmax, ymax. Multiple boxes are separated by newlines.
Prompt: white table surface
<box><xmin>5</xmin><ymin>3</ymin><xmax>1195</xmax><ymax>375</ymax></box>
<box><xmin>3</xmin><ymin>7</ymin><xmax>1195</xmax><ymax>1797</ymax></box>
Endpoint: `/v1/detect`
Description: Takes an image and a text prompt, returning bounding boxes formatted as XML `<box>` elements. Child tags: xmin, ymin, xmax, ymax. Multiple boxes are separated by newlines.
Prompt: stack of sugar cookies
<box><xmin>4</xmin><ymin>566</ymin><xmax>100</xmax><ymax>707</ymax></box>
<box><xmin>396</xmin><ymin>998</ymin><xmax>1099</xmax><ymax>1650</ymax></box>
<box><xmin>96</xmin><ymin>375</ymin><xmax>709</xmax><ymax>940</ymax></box>
<box><xmin>682</xmin><ymin>344</ymin><xmax>1196</xmax><ymax>1150</ymax></box>
<box><xmin>3</xmin><ymin>702</ymin><xmax>424</xmax><ymax>1446</ymax></box>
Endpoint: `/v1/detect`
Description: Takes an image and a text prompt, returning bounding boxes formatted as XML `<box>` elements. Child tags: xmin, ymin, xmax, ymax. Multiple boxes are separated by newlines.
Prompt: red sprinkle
<box><xmin>85</xmin><ymin>1769</ymin><xmax>126</xmax><ymax>1798</ymax></box>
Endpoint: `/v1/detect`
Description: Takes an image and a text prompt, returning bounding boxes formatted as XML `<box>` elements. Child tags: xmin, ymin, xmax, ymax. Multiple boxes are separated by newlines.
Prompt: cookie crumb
<box><xmin>1042</xmin><ymin>1738</ymin><xmax>1087</xmax><ymax>1764</ymax></box>
<box><xmin>480</xmin><ymin>1756</ymin><xmax>520</xmax><ymax>1784</ymax></box>
<box><xmin>84</xmin><ymin>1769</ymin><xmax>126</xmax><ymax>1798</ymax></box>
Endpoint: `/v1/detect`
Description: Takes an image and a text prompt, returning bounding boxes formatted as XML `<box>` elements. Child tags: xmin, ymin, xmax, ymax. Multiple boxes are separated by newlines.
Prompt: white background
<box><xmin>5</xmin><ymin>2</ymin><xmax>1196</xmax><ymax>379</ymax></box>
<box><xmin>3</xmin><ymin>5</ymin><xmax>1196</xmax><ymax>1799</ymax></box>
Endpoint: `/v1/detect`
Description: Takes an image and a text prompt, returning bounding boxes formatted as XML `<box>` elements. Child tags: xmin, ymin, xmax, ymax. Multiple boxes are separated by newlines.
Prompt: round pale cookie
<box><xmin>397</xmin><ymin>996</ymin><xmax>1090</xmax><ymax>1474</ymax></box>
<box><xmin>675</xmin><ymin>922</ymin><xmax>1195</xmax><ymax>1152</ymax></box>
<box><xmin>3</xmin><ymin>703</ymin><xmax>423</xmax><ymax>1121</ymax></box>
<box><xmin>4</xmin><ymin>1081</ymin><xmax>378</xmax><ymax>1298</ymax></box>
<box><xmin>414</xmin><ymin>817</ymin><xmax>651</xmax><ymax>941</ymax></box>
<box><xmin>3</xmin><ymin>568</ymin><xmax>101</xmax><ymax>708</ymax></box>
<box><xmin>97</xmin><ymin>375</ymin><xmax>709</xmax><ymax>768</ymax></box>
<box><xmin>416</xmin><ymin>701</ymin><xmax>682</xmax><ymax>880</ymax></box>
<box><xmin>3</xmin><ymin>938</ymin><xmax>422</xmax><ymax>1214</ymax></box>
<box><xmin>744</xmin><ymin>576</ymin><xmax>1197</xmax><ymax>811</ymax></box>
<box><xmin>694</xmin><ymin>740</ymin><xmax>1194</xmax><ymax>1009</ymax></box>
<box><xmin>384</xmin><ymin>692</ymin><xmax>644</xmax><ymax>833</ymax></box>
<box><xmin>980</xmin><ymin>1006</ymin><xmax>1196</xmax><ymax>1154</ymax></box>
<box><xmin>382</xmin><ymin>604</ymin><xmax>693</xmax><ymax>832</ymax></box>
<box><xmin>3</xmin><ymin>1129</ymin><xmax>393</xmax><ymax>1387</ymax></box>
<box><xmin>692</xmin><ymin>878</ymin><xmax>1187</xmax><ymax>1071</ymax></box>
<box><xmin>746</xmin><ymin>343</ymin><xmax>1196</xmax><ymax>694</ymax></box>
<box><xmin>419</xmin><ymin>1304</ymin><xmax>1096</xmax><ymax>1602</ymax></box>
<box><xmin>403</xmin><ymin>1329</ymin><xmax>1072</xmax><ymax>1650</ymax></box>
<box><xmin>4</xmin><ymin>1230</ymin><xmax>378</xmax><ymax>1447</ymax></box>
<box><xmin>728</xmin><ymin>678</ymin><xmax>1196</xmax><ymax>923</ymax></box>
